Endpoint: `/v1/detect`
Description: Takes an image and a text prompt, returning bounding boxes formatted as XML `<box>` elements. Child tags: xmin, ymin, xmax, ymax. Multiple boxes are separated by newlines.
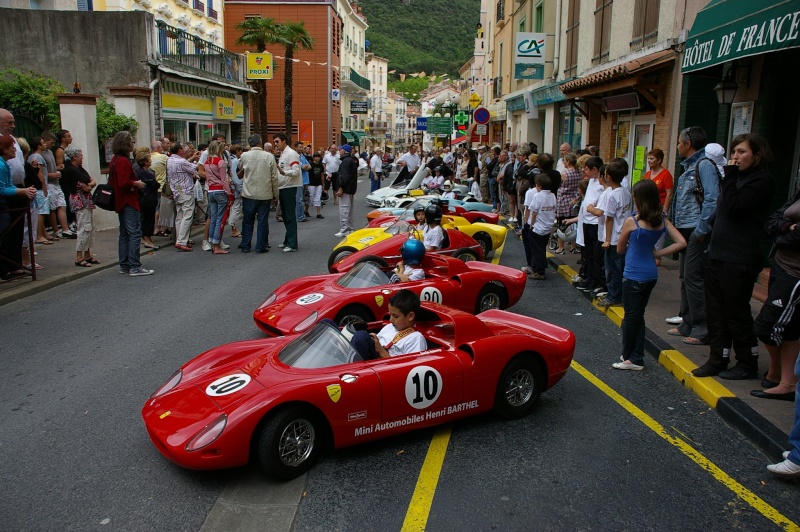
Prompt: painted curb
<box><xmin>547</xmin><ymin>254</ymin><xmax>788</xmax><ymax>460</ymax></box>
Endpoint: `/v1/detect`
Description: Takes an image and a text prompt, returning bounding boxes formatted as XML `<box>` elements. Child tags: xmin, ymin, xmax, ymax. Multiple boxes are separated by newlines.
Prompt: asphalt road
<box><xmin>1</xmin><ymin>179</ymin><xmax>798</xmax><ymax>531</ymax></box>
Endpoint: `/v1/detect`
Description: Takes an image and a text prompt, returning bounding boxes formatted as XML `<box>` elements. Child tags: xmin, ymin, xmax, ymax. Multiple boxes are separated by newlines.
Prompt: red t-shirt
<box><xmin>644</xmin><ymin>168</ymin><xmax>673</xmax><ymax>207</ymax></box>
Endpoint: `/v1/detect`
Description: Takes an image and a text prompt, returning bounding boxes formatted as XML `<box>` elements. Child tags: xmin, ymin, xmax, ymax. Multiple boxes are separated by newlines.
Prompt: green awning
<box><xmin>352</xmin><ymin>130</ymin><xmax>366</xmax><ymax>141</ymax></box>
<box><xmin>341</xmin><ymin>131</ymin><xmax>357</xmax><ymax>144</ymax></box>
<box><xmin>682</xmin><ymin>0</ymin><xmax>800</xmax><ymax>73</ymax></box>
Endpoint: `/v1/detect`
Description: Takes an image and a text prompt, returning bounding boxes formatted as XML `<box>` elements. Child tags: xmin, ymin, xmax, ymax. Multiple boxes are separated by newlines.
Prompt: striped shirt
<box><xmin>167</xmin><ymin>154</ymin><xmax>198</xmax><ymax>195</ymax></box>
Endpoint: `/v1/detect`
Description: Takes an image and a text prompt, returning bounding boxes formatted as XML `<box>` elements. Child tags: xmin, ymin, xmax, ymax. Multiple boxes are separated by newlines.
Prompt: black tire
<box><xmin>473</xmin><ymin>232</ymin><xmax>493</xmax><ymax>255</ymax></box>
<box><xmin>334</xmin><ymin>305</ymin><xmax>373</xmax><ymax>327</ymax></box>
<box><xmin>328</xmin><ymin>246</ymin><xmax>357</xmax><ymax>272</ymax></box>
<box><xmin>257</xmin><ymin>406</ymin><xmax>323</xmax><ymax>480</ymax></box>
<box><xmin>453</xmin><ymin>248</ymin><xmax>479</xmax><ymax>262</ymax></box>
<box><xmin>473</xmin><ymin>216</ymin><xmax>487</xmax><ymax>223</ymax></box>
<box><xmin>475</xmin><ymin>284</ymin><xmax>506</xmax><ymax>313</ymax></box>
<box><xmin>354</xmin><ymin>254</ymin><xmax>390</xmax><ymax>270</ymax></box>
<box><xmin>494</xmin><ymin>354</ymin><xmax>544</xmax><ymax>420</ymax></box>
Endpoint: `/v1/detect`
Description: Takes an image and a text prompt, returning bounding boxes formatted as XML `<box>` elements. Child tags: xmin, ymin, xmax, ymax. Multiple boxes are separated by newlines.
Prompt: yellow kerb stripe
<box><xmin>570</xmin><ymin>360</ymin><xmax>799</xmax><ymax>531</ymax></box>
<box><xmin>401</xmin><ymin>427</ymin><xmax>452</xmax><ymax>532</ymax></box>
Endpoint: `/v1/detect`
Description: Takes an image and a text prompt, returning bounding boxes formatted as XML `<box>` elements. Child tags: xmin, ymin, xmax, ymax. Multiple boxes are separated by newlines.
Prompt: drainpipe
<box><xmin>552</xmin><ymin>0</ymin><xmax>562</xmax><ymax>80</ymax></box>
<box><xmin>150</xmin><ymin>75</ymin><xmax>160</xmax><ymax>139</ymax></box>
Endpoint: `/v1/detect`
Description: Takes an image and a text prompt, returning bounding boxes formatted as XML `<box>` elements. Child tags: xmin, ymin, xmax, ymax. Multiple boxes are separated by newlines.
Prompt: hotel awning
<box><xmin>682</xmin><ymin>0</ymin><xmax>800</xmax><ymax>73</ymax></box>
<box><xmin>341</xmin><ymin>131</ymin><xmax>358</xmax><ymax>144</ymax></box>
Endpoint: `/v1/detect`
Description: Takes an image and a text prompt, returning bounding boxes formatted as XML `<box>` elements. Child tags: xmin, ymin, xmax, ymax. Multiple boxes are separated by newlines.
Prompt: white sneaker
<box><xmin>612</xmin><ymin>361</ymin><xmax>644</xmax><ymax>371</ymax></box>
<box><xmin>665</xmin><ymin>316</ymin><xmax>683</xmax><ymax>325</ymax></box>
<box><xmin>283</xmin><ymin>247</ymin><xmax>296</xmax><ymax>253</ymax></box>
<box><xmin>334</xmin><ymin>231</ymin><xmax>346</xmax><ymax>238</ymax></box>
<box><xmin>202</xmin><ymin>240</ymin><xmax>212</xmax><ymax>251</ymax></box>
<box><xmin>571</xmin><ymin>275</ymin><xmax>585</xmax><ymax>283</ymax></box>
<box><xmin>767</xmin><ymin>458</ymin><xmax>800</xmax><ymax>478</ymax></box>
<box><xmin>784</xmin><ymin>451</ymin><xmax>791</xmax><ymax>459</ymax></box>
<box><xmin>130</xmin><ymin>267</ymin><xmax>154</xmax><ymax>277</ymax></box>
<box><xmin>220</xmin><ymin>241</ymin><xmax>230</xmax><ymax>250</ymax></box>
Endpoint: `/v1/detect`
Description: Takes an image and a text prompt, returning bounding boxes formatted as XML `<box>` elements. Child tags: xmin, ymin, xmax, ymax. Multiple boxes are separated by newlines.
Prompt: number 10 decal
<box><xmin>405</xmin><ymin>365</ymin><xmax>442</xmax><ymax>409</ymax></box>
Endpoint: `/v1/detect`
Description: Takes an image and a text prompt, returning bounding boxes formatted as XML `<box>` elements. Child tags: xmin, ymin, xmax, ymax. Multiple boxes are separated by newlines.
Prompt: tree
<box><xmin>235</xmin><ymin>17</ymin><xmax>282</xmax><ymax>140</ymax></box>
<box><xmin>275</xmin><ymin>22</ymin><xmax>315</xmax><ymax>143</ymax></box>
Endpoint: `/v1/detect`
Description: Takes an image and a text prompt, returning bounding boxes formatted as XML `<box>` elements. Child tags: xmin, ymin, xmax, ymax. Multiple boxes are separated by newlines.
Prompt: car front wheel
<box><xmin>257</xmin><ymin>407</ymin><xmax>323</xmax><ymax>480</ymax></box>
<box><xmin>328</xmin><ymin>246</ymin><xmax>357</xmax><ymax>272</ymax></box>
<box><xmin>475</xmin><ymin>284</ymin><xmax>505</xmax><ymax>313</ymax></box>
<box><xmin>494</xmin><ymin>355</ymin><xmax>543</xmax><ymax>420</ymax></box>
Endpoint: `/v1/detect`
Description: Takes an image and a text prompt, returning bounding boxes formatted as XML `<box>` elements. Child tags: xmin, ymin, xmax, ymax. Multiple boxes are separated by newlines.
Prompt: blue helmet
<box><xmin>401</xmin><ymin>238</ymin><xmax>426</xmax><ymax>265</ymax></box>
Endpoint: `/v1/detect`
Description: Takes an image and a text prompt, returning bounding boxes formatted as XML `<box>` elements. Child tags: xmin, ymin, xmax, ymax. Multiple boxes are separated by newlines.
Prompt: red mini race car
<box><xmin>253</xmin><ymin>255</ymin><xmax>527</xmax><ymax>336</ymax></box>
<box><xmin>141</xmin><ymin>304</ymin><xmax>576</xmax><ymax>480</ymax></box>
<box><xmin>329</xmin><ymin>226</ymin><xmax>485</xmax><ymax>274</ymax></box>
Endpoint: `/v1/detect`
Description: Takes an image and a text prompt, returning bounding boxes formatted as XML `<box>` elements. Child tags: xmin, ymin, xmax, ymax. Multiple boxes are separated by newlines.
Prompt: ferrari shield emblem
<box><xmin>375</xmin><ymin>295</ymin><xmax>384</xmax><ymax>307</ymax></box>
<box><xmin>327</xmin><ymin>384</ymin><xmax>342</xmax><ymax>403</ymax></box>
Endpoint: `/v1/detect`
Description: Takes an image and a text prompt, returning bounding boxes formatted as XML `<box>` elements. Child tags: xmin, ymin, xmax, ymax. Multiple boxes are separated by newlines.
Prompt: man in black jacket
<box><xmin>335</xmin><ymin>144</ymin><xmax>359</xmax><ymax>238</ymax></box>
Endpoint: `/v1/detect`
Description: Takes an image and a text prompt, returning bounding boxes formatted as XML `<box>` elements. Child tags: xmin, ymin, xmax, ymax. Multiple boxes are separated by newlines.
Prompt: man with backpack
<box><xmin>667</xmin><ymin>126</ymin><xmax>720</xmax><ymax>350</ymax></box>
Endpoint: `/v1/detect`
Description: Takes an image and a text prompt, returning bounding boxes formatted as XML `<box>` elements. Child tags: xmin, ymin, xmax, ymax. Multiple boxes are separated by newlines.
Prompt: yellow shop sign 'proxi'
<box><xmin>215</xmin><ymin>97</ymin><xmax>236</xmax><ymax>120</ymax></box>
<box><xmin>246</xmin><ymin>52</ymin><xmax>273</xmax><ymax>80</ymax></box>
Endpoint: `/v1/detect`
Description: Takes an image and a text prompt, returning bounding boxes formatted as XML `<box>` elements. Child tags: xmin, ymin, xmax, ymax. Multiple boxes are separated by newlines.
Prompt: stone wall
<box><xmin>0</xmin><ymin>8</ymin><xmax>154</xmax><ymax>95</ymax></box>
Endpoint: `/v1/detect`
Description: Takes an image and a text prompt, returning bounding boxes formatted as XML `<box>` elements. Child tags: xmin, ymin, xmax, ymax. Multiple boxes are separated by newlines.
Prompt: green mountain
<box><xmin>359</xmin><ymin>0</ymin><xmax>481</xmax><ymax>75</ymax></box>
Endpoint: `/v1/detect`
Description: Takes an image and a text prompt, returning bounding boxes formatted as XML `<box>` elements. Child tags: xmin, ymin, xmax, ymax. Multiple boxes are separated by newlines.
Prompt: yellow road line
<box><xmin>570</xmin><ymin>360</ymin><xmax>799</xmax><ymax>531</ymax></box>
<box><xmin>401</xmin><ymin>426</ymin><xmax>452</xmax><ymax>532</ymax></box>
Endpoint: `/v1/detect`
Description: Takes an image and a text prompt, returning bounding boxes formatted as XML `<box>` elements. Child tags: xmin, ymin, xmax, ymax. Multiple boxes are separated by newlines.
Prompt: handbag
<box><xmin>93</xmin><ymin>159</ymin><xmax>117</xmax><ymax>211</ymax></box>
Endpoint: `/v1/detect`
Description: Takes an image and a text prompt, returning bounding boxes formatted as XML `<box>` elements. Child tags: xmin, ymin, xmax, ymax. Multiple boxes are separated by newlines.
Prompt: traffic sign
<box><xmin>476</xmin><ymin>124</ymin><xmax>487</xmax><ymax>135</ymax></box>
<box><xmin>416</xmin><ymin>117</ymin><xmax>427</xmax><ymax>131</ymax></box>
<box><xmin>469</xmin><ymin>93</ymin><xmax>483</xmax><ymax>108</ymax></box>
<box><xmin>427</xmin><ymin>117</ymin><xmax>453</xmax><ymax>136</ymax></box>
<box><xmin>473</xmin><ymin>107</ymin><xmax>490</xmax><ymax>125</ymax></box>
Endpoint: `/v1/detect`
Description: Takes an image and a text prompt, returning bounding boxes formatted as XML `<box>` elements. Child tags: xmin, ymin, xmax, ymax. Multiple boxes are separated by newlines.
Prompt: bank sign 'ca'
<box><xmin>515</xmin><ymin>32</ymin><xmax>546</xmax><ymax>65</ymax></box>
<box><xmin>246</xmin><ymin>52</ymin><xmax>273</xmax><ymax>80</ymax></box>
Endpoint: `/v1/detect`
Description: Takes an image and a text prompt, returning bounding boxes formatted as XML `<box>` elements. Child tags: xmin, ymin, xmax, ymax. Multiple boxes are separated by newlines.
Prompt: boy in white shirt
<box><xmin>440</xmin><ymin>180</ymin><xmax>456</xmax><ymax>200</ymax></box>
<box><xmin>598</xmin><ymin>161</ymin><xmax>631</xmax><ymax>306</ymax></box>
<box><xmin>586</xmin><ymin>166</ymin><xmax>610</xmax><ymax>296</ymax></box>
<box><xmin>350</xmin><ymin>289</ymin><xmax>428</xmax><ymax>359</ymax></box>
<box><xmin>422</xmin><ymin>204</ymin><xmax>444</xmax><ymax>251</ymax></box>
<box><xmin>577</xmin><ymin>157</ymin><xmax>605</xmax><ymax>291</ymax></box>
<box><xmin>523</xmin><ymin>174</ymin><xmax>556</xmax><ymax>280</ymax></box>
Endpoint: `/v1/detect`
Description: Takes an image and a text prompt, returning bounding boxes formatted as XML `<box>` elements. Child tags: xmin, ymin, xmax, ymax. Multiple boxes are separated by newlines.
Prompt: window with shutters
<box><xmin>564</xmin><ymin>0</ymin><xmax>580</xmax><ymax>77</ymax></box>
<box><xmin>77</xmin><ymin>0</ymin><xmax>93</xmax><ymax>10</ymax></box>
<box><xmin>592</xmin><ymin>0</ymin><xmax>613</xmax><ymax>65</ymax></box>
<box><xmin>630</xmin><ymin>0</ymin><xmax>660</xmax><ymax>51</ymax></box>
<box><xmin>534</xmin><ymin>1</ymin><xmax>544</xmax><ymax>33</ymax></box>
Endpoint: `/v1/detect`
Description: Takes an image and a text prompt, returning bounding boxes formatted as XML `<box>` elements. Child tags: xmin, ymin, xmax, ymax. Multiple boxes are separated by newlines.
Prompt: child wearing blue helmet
<box><xmin>391</xmin><ymin>238</ymin><xmax>426</xmax><ymax>282</ymax></box>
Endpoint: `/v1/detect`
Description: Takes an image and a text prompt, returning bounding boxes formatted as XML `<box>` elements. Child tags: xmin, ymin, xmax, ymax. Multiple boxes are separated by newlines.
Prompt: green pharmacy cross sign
<box><xmin>454</xmin><ymin>111</ymin><xmax>470</xmax><ymax>126</ymax></box>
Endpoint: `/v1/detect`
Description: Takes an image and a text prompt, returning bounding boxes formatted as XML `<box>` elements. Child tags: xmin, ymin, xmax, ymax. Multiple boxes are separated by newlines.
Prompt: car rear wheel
<box><xmin>475</xmin><ymin>284</ymin><xmax>505</xmax><ymax>313</ymax></box>
<box><xmin>473</xmin><ymin>232</ymin><xmax>493</xmax><ymax>255</ymax></box>
<box><xmin>473</xmin><ymin>216</ymin><xmax>487</xmax><ymax>224</ymax></box>
<box><xmin>355</xmin><ymin>255</ymin><xmax>390</xmax><ymax>270</ymax></box>
<box><xmin>328</xmin><ymin>246</ymin><xmax>357</xmax><ymax>272</ymax></box>
<box><xmin>257</xmin><ymin>406</ymin><xmax>323</xmax><ymax>480</ymax></box>
<box><xmin>494</xmin><ymin>355</ymin><xmax>543</xmax><ymax>420</ymax></box>
<box><xmin>335</xmin><ymin>305</ymin><xmax>373</xmax><ymax>327</ymax></box>
<box><xmin>453</xmin><ymin>248</ymin><xmax>479</xmax><ymax>262</ymax></box>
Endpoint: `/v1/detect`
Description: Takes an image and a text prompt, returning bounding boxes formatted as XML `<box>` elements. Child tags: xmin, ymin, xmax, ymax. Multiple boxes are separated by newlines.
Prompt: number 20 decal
<box><xmin>405</xmin><ymin>366</ymin><xmax>442</xmax><ymax>409</ymax></box>
<box><xmin>420</xmin><ymin>287</ymin><xmax>443</xmax><ymax>304</ymax></box>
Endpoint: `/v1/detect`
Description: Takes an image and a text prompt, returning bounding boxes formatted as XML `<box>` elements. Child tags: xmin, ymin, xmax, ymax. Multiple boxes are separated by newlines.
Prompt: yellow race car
<box><xmin>327</xmin><ymin>215</ymin><xmax>507</xmax><ymax>271</ymax></box>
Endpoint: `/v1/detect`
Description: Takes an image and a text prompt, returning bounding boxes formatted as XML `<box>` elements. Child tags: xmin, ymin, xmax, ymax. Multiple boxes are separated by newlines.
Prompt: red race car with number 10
<box><xmin>142</xmin><ymin>304</ymin><xmax>575</xmax><ymax>480</ymax></box>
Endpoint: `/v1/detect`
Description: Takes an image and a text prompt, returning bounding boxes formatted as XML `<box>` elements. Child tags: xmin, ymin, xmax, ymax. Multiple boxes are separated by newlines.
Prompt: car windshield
<box><xmin>385</xmin><ymin>220</ymin><xmax>413</xmax><ymax>236</ymax></box>
<box><xmin>336</xmin><ymin>262</ymin><xmax>390</xmax><ymax>288</ymax></box>
<box><xmin>278</xmin><ymin>323</ymin><xmax>359</xmax><ymax>369</ymax></box>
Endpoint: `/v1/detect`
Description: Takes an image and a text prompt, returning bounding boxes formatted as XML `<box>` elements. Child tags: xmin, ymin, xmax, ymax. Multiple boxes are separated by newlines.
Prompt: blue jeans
<box><xmin>621</xmin><ymin>277</ymin><xmax>657</xmax><ymax>366</ymax></box>
<box><xmin>788</xmin><ymin>354</ymin><xmax>800</xmax><ymax>465</ymax></box>
<box><xmin>488</xmin><ymin>178</ymin><xmax>498</xmax><ymax>209</ymax></box>
<box><xmin>207</xmin><ymin>191</ymin><xmax>228</xmax><ymax>245</ymax></box>
<box><xmin>296</xmin><ymin>186</ymin><xmax>306</xmax><ymax>221</ymax></box>
<box><xmin>241</xmin><ymin>197</ymin><xmax>270</xmax><ymax>252</ymax></box>
<box><xmin>369</xmin><ymin>171</ymin><xmax>381</xmax><ymax>192</ymax></box>
<box><xmin>279</xmin><ymin>187</ymin><xmax>298</xmax><ymax>250</ymax></box>
<box><xmin>118</xmin><ymin>204</ymin><xmax>142</xmax><ymax>270</ymax></box>
<box><xmin>605</xmin><ymin>247</ymin><xmax>624</xmax><ymax>303</ymax></box>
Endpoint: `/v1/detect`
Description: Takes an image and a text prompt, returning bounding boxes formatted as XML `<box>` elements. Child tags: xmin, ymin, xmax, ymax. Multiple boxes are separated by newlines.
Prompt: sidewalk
<box><xmin>542</xmin><ymin>240</ymin><xmax>792</xmax><ymax>460</ymax></box>
<box><xmin>0</xmin><ymin>227</ymin><xmax>196</xmax><ymax>306</ymax></box>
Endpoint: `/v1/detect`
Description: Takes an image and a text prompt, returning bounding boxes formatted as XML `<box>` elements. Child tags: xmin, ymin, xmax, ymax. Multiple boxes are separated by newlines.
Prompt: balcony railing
<box><xmin>193</xmin><ymin>0</ymin><xmax>204</xmax><ymax>15</ymax></box>
<box><xmin>207</xmin><ymin>7</ymin><xmax>218</xmax><ymax>20</ymax></box>
<box><xmin>156</xmin><ymin>21</ymin><xmax>245</xmax><ymax>86</ymax></box>
<box><xmin>341</xmin><ymin>66</ymin><xmax>370</xmax><ymax>91</ymax></box>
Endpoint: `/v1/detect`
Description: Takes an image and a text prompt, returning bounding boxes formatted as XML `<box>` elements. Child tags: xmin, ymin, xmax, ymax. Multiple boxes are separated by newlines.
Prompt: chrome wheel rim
<box><xmin>278</xmin><ymin>419</ymin><xmax>315</xmax><ymax>467</ymax></box>
<box><xmin>479</xmin><ymin>292</ymin><xmax>501</xmax><ymax>311</ymax></box>
<box><xmin>333</xmin><ymin>250</ymin><xmax>353</xmax><ymax>264</ymax></box>
<box><xmin>457</xmin><ymin>253</ymin><xmax>476</xmax><ymax>262</ymax></box>
<box><xmin>505</xmin><ymin>369</ymin><xmax>533</xmax><ymax>407</ymax></box>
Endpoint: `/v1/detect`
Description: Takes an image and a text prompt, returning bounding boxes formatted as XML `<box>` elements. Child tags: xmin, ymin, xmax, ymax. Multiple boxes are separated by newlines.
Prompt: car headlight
<box><xmin>295</xmin><ymin>311</ymin><xmax>319</xmax><ymax>333</ymax></box>
<box><xmin>150</xmin><ymin>370</ymin><xmax>182</xmax><ymax>398</ymax></box>
<box><xmin>186</xmin><ymin>414</ymin><xmax>227</xmax><ymax>452</ymax></box>
<box><xmin>258</xmin><ymin>292</ymin><xmax>277</xmax><ymax>309</ymax></box>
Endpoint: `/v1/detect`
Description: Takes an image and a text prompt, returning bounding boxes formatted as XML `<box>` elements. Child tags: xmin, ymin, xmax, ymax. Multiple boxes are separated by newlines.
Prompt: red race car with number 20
<box><xmin>253</xmin><ymin>254</ymin><xmax>527</xmax><ymax>336</ymax></box>
<box><xmin>141</xmin><ymin>304</ymin><xmax>575</xmax><ymax>480</ymax></box>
